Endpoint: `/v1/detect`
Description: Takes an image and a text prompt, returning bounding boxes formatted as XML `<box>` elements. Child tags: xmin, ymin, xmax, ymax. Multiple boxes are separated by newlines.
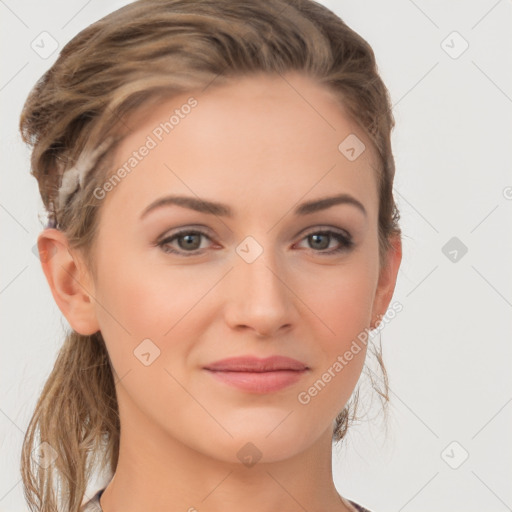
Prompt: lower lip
<box><xmin>204</xmin><ymin>369</ymin><xmax>308</xmax><ymax>393</ymax></box>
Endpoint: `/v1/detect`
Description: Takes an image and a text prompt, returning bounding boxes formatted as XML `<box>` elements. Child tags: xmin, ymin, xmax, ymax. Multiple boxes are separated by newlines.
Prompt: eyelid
<box><xmin>156</xmin><ymin>224</ymin><xmax>215</xmax><ymax>242</ymax></box>
<box><xmin>298</xmin><ymin>225</ymin><xmax>352</xmax><ymax>240</ymax></box>
<box><xmin>157</xmin><ymin>224</ymin><xmax>352</xmax><ymax>244</ymax></box>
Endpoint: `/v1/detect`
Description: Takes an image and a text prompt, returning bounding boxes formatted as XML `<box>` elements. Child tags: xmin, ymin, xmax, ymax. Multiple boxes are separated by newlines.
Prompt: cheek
<box><xmin>294</xmin><ymin>252</ymin><xmax>378</xmax><ymax>409</ymax></box>
<box><xmin>92</xmin><ymin>247</ymin><xmax>216</xmax><ymax>364</ymax></box>
<box><xmin>302</xmin><ymin>259</ymin><xmax>378</xmax><ymax>346</ymax></box>
<box><xmin>295</xmin><ymin>266</ymin><xmax>375</xmax><ymax>423</ymax></box>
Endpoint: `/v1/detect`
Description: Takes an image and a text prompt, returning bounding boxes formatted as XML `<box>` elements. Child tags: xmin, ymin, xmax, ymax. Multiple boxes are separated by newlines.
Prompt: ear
<box><xmin>37</xmin><ymin>228</ymin><xmax>100</xmax><ymax>336</ymax></box>
<box><xmin>370</xmin><ymin>234</ymin><xmax>402</xmax><ymax>329</ymax></box>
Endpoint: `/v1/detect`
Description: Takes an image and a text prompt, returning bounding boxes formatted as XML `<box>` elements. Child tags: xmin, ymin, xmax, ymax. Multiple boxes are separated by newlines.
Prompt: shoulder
<box><xmin>80</xmin><ymin>488</ymin><xmax>104</xmax><ymax>512</ymax></box>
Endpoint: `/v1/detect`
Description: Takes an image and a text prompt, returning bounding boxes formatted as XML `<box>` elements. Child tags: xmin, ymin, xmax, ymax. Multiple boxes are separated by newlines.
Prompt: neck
<box><xmin>99</xmin><ymin>390</ymin><xmax>352</xmax><ymax>512</ymax></box>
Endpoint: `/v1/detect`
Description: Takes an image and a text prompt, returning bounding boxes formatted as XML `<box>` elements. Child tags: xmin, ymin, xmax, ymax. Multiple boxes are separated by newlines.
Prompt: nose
<box><xmin>224</xmin><ymin>248</ymin><xmax>297</xmax><ymax>338</ymax></box>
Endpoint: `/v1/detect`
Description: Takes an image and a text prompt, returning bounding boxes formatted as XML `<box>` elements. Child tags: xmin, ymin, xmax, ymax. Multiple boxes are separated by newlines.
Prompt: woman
<box><xmin>20</xmin><ymin>1</ymin><xmax>402</xmax><ymax>511</ymax></box>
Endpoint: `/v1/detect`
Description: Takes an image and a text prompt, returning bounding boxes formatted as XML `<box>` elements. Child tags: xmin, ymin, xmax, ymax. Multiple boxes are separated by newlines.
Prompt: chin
<box><xmin>200</xmin><ymin>419</ymin><xmax>317</xmax><ymax>465</ymax></box>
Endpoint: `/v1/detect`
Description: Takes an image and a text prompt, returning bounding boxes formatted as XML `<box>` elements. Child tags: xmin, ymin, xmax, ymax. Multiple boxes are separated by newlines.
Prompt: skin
<box><xmin>38</xmin><ymin>71</ymin><xmax>401</xmax><ymax>512</ymax></box>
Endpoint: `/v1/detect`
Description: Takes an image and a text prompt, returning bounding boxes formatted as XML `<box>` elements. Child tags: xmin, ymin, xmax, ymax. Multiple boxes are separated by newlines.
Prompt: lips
<box><xmin>203</xmin><ymin>356</ymin><xmax>310</xmax><ymax>393</ymax></box>
<box><xmin>203</xmin><ymin>355</ymin><xmax>308</xmax><ymax>372</ymax></box>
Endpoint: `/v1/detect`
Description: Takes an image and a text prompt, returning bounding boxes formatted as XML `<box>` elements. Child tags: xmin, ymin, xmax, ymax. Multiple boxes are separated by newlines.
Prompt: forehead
<box><xmin>98</xmin><ymin>72</ymin><xmax>379</xmax><ymax>223</ymax></box>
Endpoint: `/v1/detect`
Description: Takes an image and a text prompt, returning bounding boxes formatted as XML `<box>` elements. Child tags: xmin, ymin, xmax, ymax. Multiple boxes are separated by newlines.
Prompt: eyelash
<box><xmin>156</xmin><ymin>228</ymin><xmax>354</xmax><ymax>257</ymax></box>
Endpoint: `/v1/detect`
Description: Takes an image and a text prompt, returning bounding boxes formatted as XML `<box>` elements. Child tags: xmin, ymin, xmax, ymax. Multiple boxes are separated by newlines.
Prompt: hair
<box><xmin>19</xmin><ymin>0</ymin><xmax>401</xmax><ymax>510</ymax></box>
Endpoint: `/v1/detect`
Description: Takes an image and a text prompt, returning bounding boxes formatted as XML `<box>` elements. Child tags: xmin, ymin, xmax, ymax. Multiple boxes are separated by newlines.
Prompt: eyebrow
<box><xmin>139</xmin><ymin>192</ymin><xmax>367</xmax><ymax>219</ymax></box>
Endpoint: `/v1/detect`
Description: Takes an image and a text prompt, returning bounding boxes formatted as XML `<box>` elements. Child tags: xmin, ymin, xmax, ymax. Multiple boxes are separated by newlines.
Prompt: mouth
<box><xmin>203</xmin><ymin>355</ymin><xmax>309</xmax><ymax>393</ymax></box>
<box><xmin>204</xmin><ymin>368</ymin><xmax>308</xmax><ymax>393</ymax></box>
<box><xmin>204</xmin><ymin>355</ymin><xmax>308</xmax><ymax>372</ymax></box>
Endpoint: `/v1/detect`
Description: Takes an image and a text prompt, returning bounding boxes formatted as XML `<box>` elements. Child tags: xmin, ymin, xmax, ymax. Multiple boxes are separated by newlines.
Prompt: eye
<box><xmin>157</xmin><ymin>229</ymin><xmax>214</xmax><ymax>256</ymax></box>
<box><xmin>156</xmin><ymin>227</ymin><xmax>354</xmax><ymax>257</ymax></box>
<box><xmin>296</xmin><ymin>229</ymin><xmax>354</xmax><ymax>255</ymax></box>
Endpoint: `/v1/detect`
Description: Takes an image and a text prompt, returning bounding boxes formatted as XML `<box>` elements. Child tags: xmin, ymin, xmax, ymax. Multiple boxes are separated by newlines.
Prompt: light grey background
<box><xmin>1</xmin><ymin>1</ymin><xmax>511</xmax><ymax>511</ymax></box>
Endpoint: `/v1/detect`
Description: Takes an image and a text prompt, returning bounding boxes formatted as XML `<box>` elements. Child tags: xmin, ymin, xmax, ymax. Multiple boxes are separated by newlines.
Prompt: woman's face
<box><xmin>67</xmin><ymin>72</ymin><xmax>400</xmax><ymax>463</ymax></box>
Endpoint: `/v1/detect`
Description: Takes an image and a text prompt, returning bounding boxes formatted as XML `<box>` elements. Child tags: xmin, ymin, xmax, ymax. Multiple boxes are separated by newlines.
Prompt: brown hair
<box><xmin>19</xmin><ymin>1</ymin><xmax>401</xmax><ymax>510</ymax></box>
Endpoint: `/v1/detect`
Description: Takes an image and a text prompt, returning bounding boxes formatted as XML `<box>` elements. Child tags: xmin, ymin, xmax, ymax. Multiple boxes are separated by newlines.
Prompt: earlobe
<box><xmin>37</xmin><ymin>228</ymin><xmax>100</xmax><ymax>336</ymax></box>
<box><xmin>370</xmin><ymin>234</ymin><xmax>402</xmax><ymax>329</ymax></box>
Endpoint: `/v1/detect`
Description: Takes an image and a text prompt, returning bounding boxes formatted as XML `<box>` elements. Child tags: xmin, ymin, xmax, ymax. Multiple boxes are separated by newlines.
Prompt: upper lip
<box><xmin>204</xmin><ymin>356</ymin><xmax>308</xmax><ymax>372</ymax></box>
